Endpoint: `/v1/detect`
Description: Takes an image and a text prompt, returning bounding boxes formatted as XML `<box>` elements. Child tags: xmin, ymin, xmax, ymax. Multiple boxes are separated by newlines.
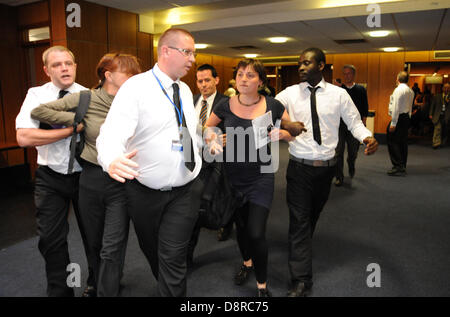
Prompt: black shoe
<box><xmin>334</xmin><ymin>178</ymin><xmax>343</xmax><ymax>187</ymax></box>
<box><xmin>387</xmin><ymin>167</ymin><xmax>406</xmax><ymax>176</ymax></box>
<box><xmin>287</xmin><ymin>282</ymin><xmax>311</xmax><ymax>297</ymax></box>
<box><xmin>258</xmin><ymin>287</ymin><xmax>272</xmax><ymax>297</ymax></box>
<box><xmin>81</xmin><ymin>286</ymin><xmax>96</xmax><ymax>297</ymax></box>
<box><xmin>217</xmin><ymin>226</ymin><xmax>232</xmax><ymax>241</ymax></box>
<box><xmin>234</xmin><ymin>264</ymin><xmax>253</xmax><ymax>285</ymax></box>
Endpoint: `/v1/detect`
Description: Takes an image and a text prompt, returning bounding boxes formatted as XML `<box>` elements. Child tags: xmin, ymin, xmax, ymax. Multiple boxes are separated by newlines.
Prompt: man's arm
<box><xmin>96</xmin><ymin>78</ymin><xmax>139</xmax><ymax>182</ymax></box>
<box><xmin>16</xmin><ymin>125</ymin><xmax>83</xmax><ymax>147</ymax></box>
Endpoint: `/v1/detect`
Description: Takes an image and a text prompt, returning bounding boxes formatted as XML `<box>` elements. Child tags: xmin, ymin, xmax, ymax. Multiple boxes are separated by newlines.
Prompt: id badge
<box><xmin>172</xmin><ymin>140</ymin><xmax>183</xmax><ymax>152</ymax></box>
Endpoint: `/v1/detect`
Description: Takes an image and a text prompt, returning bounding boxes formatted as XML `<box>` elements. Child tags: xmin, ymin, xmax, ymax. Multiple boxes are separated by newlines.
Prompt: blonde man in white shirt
<box><xmin>276</xmin><ymin>47</ymin><xmax>378</xmax><ymax>297</ymax></box>
<box><xmin>387</xmin><ymin>71</ymin><xmax>415</xmax><ymax>176</ymax></box>
<box><xmin>15</xmin><ymin>46</ymin><xmax>95</xmax><ymax>297</ymax></box>
<box><xmin>96</xmin><ymin>28</ymin><xmax>201</xmax><ymax>297</ymax></box>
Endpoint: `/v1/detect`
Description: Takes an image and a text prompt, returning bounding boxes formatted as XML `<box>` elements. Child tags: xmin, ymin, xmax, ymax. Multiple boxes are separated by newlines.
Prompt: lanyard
<box><xmin>152</xmin><ymin>69</ymin><xmax>183</xmax><ymax>128</ymax></box>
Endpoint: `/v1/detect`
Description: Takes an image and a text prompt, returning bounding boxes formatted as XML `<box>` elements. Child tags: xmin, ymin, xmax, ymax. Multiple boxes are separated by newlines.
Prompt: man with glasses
<box><xmin>97</xmin><ymin>28</ymin><xmax>202</xmax><ymax>297</ymax></box>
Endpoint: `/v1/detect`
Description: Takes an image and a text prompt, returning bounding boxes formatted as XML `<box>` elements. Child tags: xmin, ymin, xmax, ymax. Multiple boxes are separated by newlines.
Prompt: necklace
<box><xmin>238</xmin><ymin>94</ymin><xmax>261</xmax><ymax>107</ymax></box>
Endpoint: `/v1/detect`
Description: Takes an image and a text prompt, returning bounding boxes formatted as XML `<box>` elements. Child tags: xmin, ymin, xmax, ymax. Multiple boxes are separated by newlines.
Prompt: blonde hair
<box><xmin>42</xmin><ymin>46</ymin><xmax>75</xmax><ymax>66</ymax></box>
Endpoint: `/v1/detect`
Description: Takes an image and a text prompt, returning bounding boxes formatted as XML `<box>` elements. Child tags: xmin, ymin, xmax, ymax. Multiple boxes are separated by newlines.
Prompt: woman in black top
<box><xmin>205</xmin><ymin>59</ymin><xmax>295</xmax><ymax>297</ymax></box>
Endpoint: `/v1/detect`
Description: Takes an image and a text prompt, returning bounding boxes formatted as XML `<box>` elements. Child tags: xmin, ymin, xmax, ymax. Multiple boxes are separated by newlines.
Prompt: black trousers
<box><xmin>235</xmin><ymin>202</ymin><xmax>270</xmax><ymax>284</ymax></box>
<box><xmin>125</xmin><ymin>179</ymin><xmax>198</xmax><ymax>297</ymax></box>
<box><xmin>78</xmin><ymin>162</ymin><xmax>129</xmax><ymax>296</ymax></box>
<box><xmin>286</xmin><ymin>160</ymin><xmax>335</xmax><ymax>286</ymax></box>
<box><xmin>335</xmin><ymin>122</ymin><xmax>360</xmax><ymax>180</ymax></box>
<box><xmin>387</xmin><ymin>113</ymin><xmax>410</xmax><ymax>169</ymax></box>
<box><xmin>187</xmin><ymin>162</ymin><xmax>235</xmax><ymax>259</ymax></box>
<box><xmin>34</xmin><ymin>166</ymin><xmax>94</xmax><ymax>297</ymax></box>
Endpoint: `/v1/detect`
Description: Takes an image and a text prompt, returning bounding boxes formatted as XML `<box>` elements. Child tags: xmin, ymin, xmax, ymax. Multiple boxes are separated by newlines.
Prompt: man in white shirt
<box><xmin>387</xmin><ymin>71</ymin><xmax>415</xmax><ymax>176</ymax></box>
<box><xmin>96</xmin><ymin>28</ymin><xmax>202</xmax><ymax>297</ymax></box>
<box><xmin>276</xmin><ymin>47</ymin><xmax>378</xmax><ymax>297</ymax></box>
<box><xmin>15</xmin><ymin>46</ymin><xmax>94</xmax><ymax>297</ymax></box>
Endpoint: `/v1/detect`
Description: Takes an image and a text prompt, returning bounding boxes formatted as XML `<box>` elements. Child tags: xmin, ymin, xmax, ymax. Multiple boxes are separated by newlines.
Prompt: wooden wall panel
<box><xmin>65</xmin><ymin>0</ymin><xmax>107</xmax><ymax>44</ymax></box>
<box><xmin>367</xmin><ymin>52</ymin><xmax>380</xmax><ymax>121</ymax></box>
<box><xmin>18</xmin><ymin>0</ymin><xmax>49</xmax><ymax>27</ymax></box>
<box><xmin>68</xmin><ymin>40</ymin><xmax>108</xmax><ymax>88</ymax></box>
<box><xmin>0</xmin><ymin>4</ymin><xmax>28</xmax><ymax>167</ymax></box>
<box><xmin>405</xmin><ymin>51</ymin><xmax>430</xmax><ymax>62</ymax></box>
<box><xmin>212</xmin><ymin>55</ymin><xmax>225</xmax><ymax>93</ymax></box>
<box><xmin>108</xmin><ymin>8</ymin><xmax>137</xmax><ymax>53</ymax></box>
<box><xmin>137</xmin><ymin>32</ymin><xmax>153</xmax><ymax>72</ymax></box>
<box><xmin>49</xmin><ymin>0</ymin><xmax>66</xmax><ymax>47</ymax></box>
<box><xmin>332</xmin><ymin>53</ymin><xmax>368</xmax><ymax>85</ymax></box>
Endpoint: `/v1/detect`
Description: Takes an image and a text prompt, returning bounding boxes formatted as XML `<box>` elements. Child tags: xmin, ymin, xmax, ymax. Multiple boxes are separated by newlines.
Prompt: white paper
<box><xmin>252</xmin><ymin>111</ymin><xmax>272</xmax><ymax>149</ymax></box>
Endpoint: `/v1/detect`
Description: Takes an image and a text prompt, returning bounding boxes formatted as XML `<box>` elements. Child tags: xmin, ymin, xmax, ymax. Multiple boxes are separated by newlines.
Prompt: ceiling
<box><xmin>2</xmin><ymin>0</ymin><xmax>450</xmax><ymax>57</ymax></box>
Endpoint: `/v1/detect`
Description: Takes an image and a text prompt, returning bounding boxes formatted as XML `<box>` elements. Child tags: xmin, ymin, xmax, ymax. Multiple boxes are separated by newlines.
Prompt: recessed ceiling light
<box><xmin>269</xmin><ymin>37</ymin><xmax>288</xmax><ymax>43</ymax></box>
<box><xmin>369</xmin><ymin>30</ymin><xmax>390</xmax><ymax>37</ymax></box>
<box><xmin>244</xmin><ymin>54</ymin><xmax>258</xmax><ymax>58</ymax></box>
<box><xmin>383</xmin><ymin>47</ymin><xmax>400</xmax><ymax>52</ymax></box>
<box><xmin>195</xmin><ymin>44</ymin><xmax>208</xmax><ymax>49</ymax></box>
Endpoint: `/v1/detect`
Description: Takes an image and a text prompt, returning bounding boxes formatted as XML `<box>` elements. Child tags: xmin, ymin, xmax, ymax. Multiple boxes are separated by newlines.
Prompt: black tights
<box><xmin>235</xmin><ymin>202</ymin><xmax>270</xmax><ymax>284</ymax></box>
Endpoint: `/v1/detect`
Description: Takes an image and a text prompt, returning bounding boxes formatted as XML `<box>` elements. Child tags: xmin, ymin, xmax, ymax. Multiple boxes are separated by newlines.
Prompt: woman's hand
<box><xmin>269</xmin><ymin>128</ymin><xmax>294</xmax><ymax>142</ymax></box>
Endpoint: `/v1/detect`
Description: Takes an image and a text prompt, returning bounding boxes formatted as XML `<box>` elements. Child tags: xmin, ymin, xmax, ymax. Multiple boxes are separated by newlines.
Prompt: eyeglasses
<box><xmin>168</xmin><ymin>46</ymin><xmax>197</xmax><ymax>58</ymax></box>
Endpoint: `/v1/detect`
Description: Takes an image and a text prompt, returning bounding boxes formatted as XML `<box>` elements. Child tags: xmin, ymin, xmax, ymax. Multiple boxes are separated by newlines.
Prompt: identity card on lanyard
<box><xmin>152</xmin><ymin>69</ymin><xmax>184</xmax><ymax>152</ymax></box>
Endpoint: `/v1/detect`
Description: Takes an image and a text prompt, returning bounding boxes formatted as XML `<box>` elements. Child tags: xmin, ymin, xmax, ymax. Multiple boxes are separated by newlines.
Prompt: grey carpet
<box><xmin>1</xmin><ymin>142</ymin><xmax>449</xmax><ymax>297</ymax></box>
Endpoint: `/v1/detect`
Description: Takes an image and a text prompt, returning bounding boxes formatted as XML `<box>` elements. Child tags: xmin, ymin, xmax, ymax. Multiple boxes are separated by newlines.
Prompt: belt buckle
<box><xmin>160</xmin><ymin>186</ymin><xmax>172</xmax><ymax>191</ymax></box>
<box><xmin>313</xmin><ymin>160</ymin><xmax>324</xmax><ymax>167</ymax></box>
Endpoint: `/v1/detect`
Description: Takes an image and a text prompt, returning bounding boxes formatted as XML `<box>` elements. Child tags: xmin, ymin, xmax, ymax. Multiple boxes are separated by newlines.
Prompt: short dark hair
<box><xmin>397</xmin><ymin>71</ymin><xmax>409</xmax><ymax>83</ymax></box>
<box><xmin>197</xmin><ymin>64</ymin><xmax>218</xmax><ymax>78</ymax></box>
<box><xmin>235</xmin><ymin>59</ymin><xmax>267</xmax><ymax>86</ymax></box>
<box><xmin>301</xmin><ymin>47</ymin><xmax>326</xmax><ymax>65</ymax></box>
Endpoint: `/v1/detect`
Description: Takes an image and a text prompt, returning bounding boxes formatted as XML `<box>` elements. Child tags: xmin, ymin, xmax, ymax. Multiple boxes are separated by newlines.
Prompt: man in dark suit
<box><xmin>429</xmin><ymin>83</ymin><xmax>450</xmax><ymax>149</ymax></box>
<box><xmin>188</xmin><ymin>64</ymin><xmax>230</xmax><ymax>266</ymax></box>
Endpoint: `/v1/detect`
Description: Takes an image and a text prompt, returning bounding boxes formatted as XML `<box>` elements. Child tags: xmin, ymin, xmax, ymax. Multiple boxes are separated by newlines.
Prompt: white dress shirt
<box><xmin>276</xmin><ymin>78</ymin><xmax>372</xmax><ymax>161</ymax></box>
<box><xmin>388</xmin><ymin>83</ymin><xmax>414</xmax><ymax>127</ymax></box>
<box><xmin>96</xmin><ymin>63</ymin><xmax>202</xmax><ymax>190</ymax></box>
<box><xmin>15</xmin><ymin>81</ymin><xmax>86</xmax><ymax>174</ymax></box>
<box><xmin>194</xmin><ymin>91</ymin><xmax>217</xmax><ymax>120</ymax></box>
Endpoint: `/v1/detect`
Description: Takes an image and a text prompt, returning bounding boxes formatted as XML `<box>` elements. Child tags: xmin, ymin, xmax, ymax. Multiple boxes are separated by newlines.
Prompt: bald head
<box><xmin>397</xmin><ymin>71</ymin><xmax>409</xmax><ymax>84</ymax></box>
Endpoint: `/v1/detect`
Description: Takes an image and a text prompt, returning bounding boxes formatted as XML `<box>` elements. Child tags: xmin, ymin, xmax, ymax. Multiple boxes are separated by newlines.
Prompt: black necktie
<box><xmin>173</xmin><ymin>83</ymin><xmax>195</xmax><ymax>172</ymax></box>
<box><xmin>58</xmin><ymin>90</ymin><xmax>69</xmax><ymax>99</ymax></box>
<box><xmin>308</xmin><ymin>86</ymin><xmax>321</xmax><ymax>145</ymax></box>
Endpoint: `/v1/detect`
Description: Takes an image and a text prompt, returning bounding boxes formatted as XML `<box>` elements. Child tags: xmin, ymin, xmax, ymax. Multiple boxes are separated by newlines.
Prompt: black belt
<box><xmin>38</xmin><ymin>165</ymin><xmax>80</xmax><ymax>177</ymax></box>
<box><xmin>289</xmin><ymin>155</ymin><xmax>336</xmax><ymax>167</ymax></box>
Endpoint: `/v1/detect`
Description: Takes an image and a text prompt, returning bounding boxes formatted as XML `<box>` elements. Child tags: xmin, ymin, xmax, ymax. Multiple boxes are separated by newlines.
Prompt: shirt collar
<box><xmin>344</xmin><ymin>82</ymin><xmax>355</xmax><ymax>89</ymax></box>
<box><xmin>49</xmin><ymin>82</ymin><xmax>78</xmax><ymax>95</ymax></box>
<box><xmin>300</xmin><ymin>77</ymin><xmax>326</xmax><ymax>92</ymax></box>
<box><xmin>153</xmin><ymin>63</ymin><xmax>181</xmax><ymax>91</ymax></box>
<box><xmin>202</xmin><ymin>91</ymin><xmax>217</xmax><ymax>105</ymax></box>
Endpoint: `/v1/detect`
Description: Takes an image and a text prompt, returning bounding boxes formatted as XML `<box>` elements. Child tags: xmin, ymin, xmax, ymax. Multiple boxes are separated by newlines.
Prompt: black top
<box><xmin>341</xmin><ymin>84</ymin><xmax>369</xmax><ymax>119</ymax></box>
<box><xmin>212</xmin><ymin>96</ymin><xmax>285</xmax><ymax>168</ymax></box>
<box><xmin>211</xmin><ymin>96</ymin><xmax>285</xmax><ymax>209</ymax></box>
